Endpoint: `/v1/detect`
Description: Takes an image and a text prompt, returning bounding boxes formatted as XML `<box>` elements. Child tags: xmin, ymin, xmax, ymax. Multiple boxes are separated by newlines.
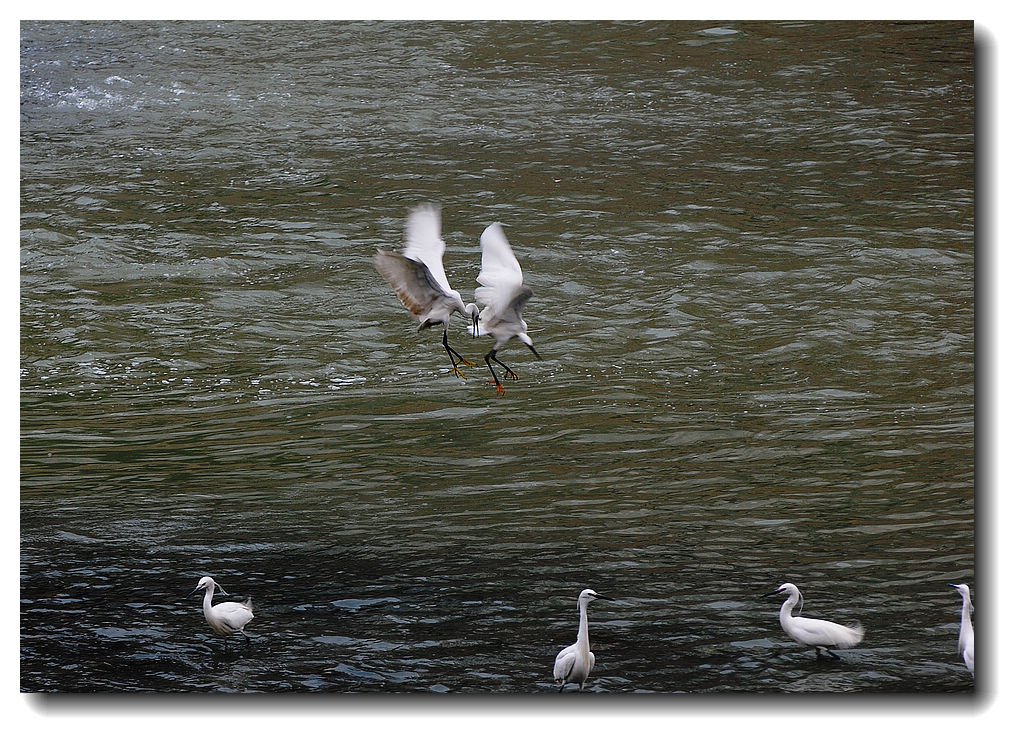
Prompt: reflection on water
<box><xmin>21</xmin><ymin>20</ymin><xmax>973</xmax><ymax>693</ymax></box>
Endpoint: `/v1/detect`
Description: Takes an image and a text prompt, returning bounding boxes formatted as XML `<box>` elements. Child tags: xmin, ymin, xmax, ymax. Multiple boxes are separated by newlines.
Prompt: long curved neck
<box><xmin>576</xmin><ymin>601</ymin><xmax>591</xmax><ymax>652</ymax></box>
<box><xmin>203</xmin><ymin>584</ymin><xmax>215</xmax><ymax>613</ymax></box>
<box><xmin>959</xmin><ymin>595</ymin><xmax>974</xmax><ymax>648</ymax></box>
<box><xmin>779</xmin><ymin>591</ymin><xmax>800</xmax><ymax>625</ymax></box>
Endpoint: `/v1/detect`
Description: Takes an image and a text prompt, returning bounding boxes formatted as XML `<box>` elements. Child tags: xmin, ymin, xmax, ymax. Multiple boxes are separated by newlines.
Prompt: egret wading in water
<box><xmin>948</xmin><ymin>583</ymin><xmax>974</xmax><ymax>677</ymax></box>
<box><xmin>553</xmin><ymin>588</ymin><xmax>614</xmax><ymax>691</ymax></box>
<box><xmin>761</xmin><ymin>582</ymin><xmax>864</xmax><ymax>660</ymax></box>
<box><xmin>470</xmin><ymin>221</ymin><xmax>539</xmax><ymax>395</ymax></box>
<box><xmin>187</xmin><ymin>576</ymin><xmax>254</xmax><ymax>646</ymax></box>
<box><xmin>373</xmin><ymin>203</ymin><xmax>480</xmax><ymax>379</ymax></box>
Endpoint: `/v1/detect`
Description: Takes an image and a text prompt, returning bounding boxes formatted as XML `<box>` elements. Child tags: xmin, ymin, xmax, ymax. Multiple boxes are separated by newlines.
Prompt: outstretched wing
<box><xmin>478</xmin><ymin>222</ymin><xmax>523</xmax><ymax>289</ymax></box>
<box><xmin>505</xmin><ymin>285</ymin><xmax>534</xmax><ymax>321</ymax></box>
<box><xmin>374</xmin><ymin>250</ymin><xmax>448</xmax><ymax>321</ymax></box>
<box><xmin>404</xmin><ymin>203</ymin><xmax>454</xmax><ymax>295</ymax></box>
<box><xmin>477</xmin><ymin>284</ymin><xmax>534</xmax><ymax>333</ymax></box>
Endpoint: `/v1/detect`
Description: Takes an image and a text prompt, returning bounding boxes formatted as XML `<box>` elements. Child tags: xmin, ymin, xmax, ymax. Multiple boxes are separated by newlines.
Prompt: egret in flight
<box><xmin>948</xmin><ymin>582</ymin><xmax>974</xmax><ymax>677</ymax></box>
<box><xmin>187</xmin><ymin>576</ymin><xmax>254</xmax><ymax>645</ymax></box>
<box><xmin>471</xmin><ymin>221</ymin><xmax>539</xmax><ymax>395</ymax></box>
<box><xmin>761</xmin><ymin>582</ymin><xmax>864</xmax><ymax>660</ymax></box>
<box><xmin>553</xmin><ymin>588</ymin><xmax>614</xmax><ymax>691</ymax></box>
<box><xmin>373</xmin><ymin>203</ymin><xmax>480</xmax><ymax>378</ymax></box>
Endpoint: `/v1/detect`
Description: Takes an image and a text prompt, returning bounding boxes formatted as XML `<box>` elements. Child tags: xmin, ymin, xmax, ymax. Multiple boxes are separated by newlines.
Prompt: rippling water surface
<box><xmin>21</xmin><ymin>20</ymin><xmax>974</xmax><ymax>693</ymax></box>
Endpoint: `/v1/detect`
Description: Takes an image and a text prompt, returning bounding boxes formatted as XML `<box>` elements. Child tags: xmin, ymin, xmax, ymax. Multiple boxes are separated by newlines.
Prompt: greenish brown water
<box><xmin>21</xmin><ymin>20</ymin><xmax>974</xmax><ymax>693</ymax></box>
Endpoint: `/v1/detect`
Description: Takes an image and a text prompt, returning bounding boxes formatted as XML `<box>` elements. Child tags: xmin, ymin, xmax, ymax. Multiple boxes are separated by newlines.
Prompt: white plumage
<box><xmin>373</xmin><ymin>203</ymin><xmax>479</xmax><ymax>378</ymax></box>
<box><xmin>762</xmin><ymin>582</ymin><xmax>864</xmax><ymax>659</ymax></box>
<box><xmin>948</xmin><ymin>582</ymin><xmax>974</xmax><ymax>676</ymax></box>
<box><xmin>187</xmin><ymin>575</ymin><xmax>254</xmax><ymax>642</ymax></box>
<box><xmin>553</xmin><ymin>588</ymin><xmax>613</xmax><ymax>691</ymax></box>
<box><xmin>471</xmin><ymin>222</ymin><xmax>539</xmax><ymax>395</ymax></box>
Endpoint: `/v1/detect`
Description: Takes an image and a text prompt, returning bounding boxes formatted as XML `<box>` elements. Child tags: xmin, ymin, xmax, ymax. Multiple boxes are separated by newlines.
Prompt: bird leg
<box><xmin>488</xmin><ymin>350</ymin><xmax>519</xmax><ymax>379</ymax></box>
<box><xmin>815</xmin><ymin>647</ymin><xmax>841</xmax><ymax>661</ymax></box>
<box><xmin>442</xmin><ymin>329</ymin><xmax>473</xmax><ymax>379</ymax></box>
<box><xmin>484</xmin><ymin>350</ymin><xmax>514</xmax><ymax>395</ymax></box>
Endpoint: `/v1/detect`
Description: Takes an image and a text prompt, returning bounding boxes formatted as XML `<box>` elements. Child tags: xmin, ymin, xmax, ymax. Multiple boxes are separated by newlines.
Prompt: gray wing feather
<box><xmin>506</xmin><ymin>285</ymin><xmax>533</xmax><ymax>319</ymax></box>
<box><xmin>374</xmin><ymin>250</ymin><xmax>447</xmax><ymax>320</ymax></box>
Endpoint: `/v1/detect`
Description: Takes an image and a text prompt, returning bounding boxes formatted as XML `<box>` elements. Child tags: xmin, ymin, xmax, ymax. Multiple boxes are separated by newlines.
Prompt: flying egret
<box><xmin>948</xmin><ymin>583</ymin><xmax>974</xmax><ymax>677</ymax></box>
<box><xmin>471</xmin><ymin>221</ymin><xmax>540</xmax><ymax>395</ymax></box>
<box><xmin>373</xmin><ymin>203</ymin><xmax>480</xmax><ymax>379</ymax></box>
<box><xmin>553</xmin><ymin>588</ymin><xmax>614</xmax><ymax>691</ymax></box>
<box><xmin>761</xmin><ymin>582</ymin><xmax>864</xmax><ymax>660</ymax></box>
<box><xmin>187</xmin><ymin>576</ymin><xmax>254</xmax><ymax>645</ymax></box>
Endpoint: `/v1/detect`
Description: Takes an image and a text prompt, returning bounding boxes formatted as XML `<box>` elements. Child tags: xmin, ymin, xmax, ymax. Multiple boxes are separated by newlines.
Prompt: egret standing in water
<box><xmin>948</xmin><ymin>582</ymin><xmax>974</xmax><ymax>677</ymax></box>
<box><xmin>553</xmin><ymin>588</ymin><xmax>614</xmax><ymax>691</ymax></box>
<box><xmin>373</xmin><ymin>203</ymin><xmax>480</xmax><ymax>379</ymax></box>
<box><xmin>471</xmin><ymin>221</ymin><xmax>539</xmax><ymax>395</ymax></box>
<box><xmin>187</xmin><ymin>576</ymin><xmax>254</xmax><ymax>646</ymax></box>
<box><xmin>761</xmin><ymin>582</ymin><xmax>864</xmax><ymax>660</ymax></box>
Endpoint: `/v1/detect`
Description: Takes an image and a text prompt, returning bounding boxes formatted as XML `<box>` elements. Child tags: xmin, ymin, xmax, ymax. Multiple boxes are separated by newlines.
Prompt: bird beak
<box><xmin>760</xmin><ymin>587</ymin><xmax>784</xmax><ymax>598</ymax></box>
<box><xmin>185</xmin><ymin>586</ymin><xmax>201</xmax><ymax>598</ymax></box>
<box><xmin>596</xmin><ymin>593</ymin><xmax>614</xmax><ymax>601</ymax></box>
<box><xmin>526</xmin><ymin>343</ymin><xmax>540</xmax><ymax>360</ymax></box>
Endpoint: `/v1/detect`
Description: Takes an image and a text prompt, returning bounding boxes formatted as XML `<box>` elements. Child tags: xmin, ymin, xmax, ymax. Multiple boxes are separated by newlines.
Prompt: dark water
<box><xmin>20</xmin><ymin>20</ymin><xmax>974</xmax><ymax>693</ymax></box>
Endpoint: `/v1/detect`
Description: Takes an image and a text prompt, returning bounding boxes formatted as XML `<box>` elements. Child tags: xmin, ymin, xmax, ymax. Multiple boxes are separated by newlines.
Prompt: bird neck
<box><xmin>576</xmin><ymin>601</ymin><xmax>591</xmax><ymax>651</ymax></box>
<box><xmin>779</xmin><ymin>591</ymin><xmax>800</xmax><ymax>624</ymax></box>
<box><xmin>959</xmin><ymin>595</ymin><xmax>974</xmax><ymax>646</ymax></box>
<box><xmin>203</xmin><ymin>585</ymin><xmax>215</xmax><ymax>612</ymax></box>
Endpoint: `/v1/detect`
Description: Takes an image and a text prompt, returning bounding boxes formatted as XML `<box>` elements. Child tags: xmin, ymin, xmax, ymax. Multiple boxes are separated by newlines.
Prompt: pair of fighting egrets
<box><xmin>373</xmin><ymin>203</ymin><xmax>540</xmax><ymax>396</ymax></box>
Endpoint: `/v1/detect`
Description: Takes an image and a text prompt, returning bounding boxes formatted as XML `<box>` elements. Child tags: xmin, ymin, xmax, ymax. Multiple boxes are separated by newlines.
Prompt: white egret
<box><xmin>187</xmin><ymin>576</ymin><xmax>254</xmax><ymax>644</ymax></box>
<box><xmin>553</xmin><ymin>588</ymin><xmax>613</xmax><ymax>691</ymax></box>
<box><xmin>948</xmin><ymin>582</ymin><xmax>974</xmax><ymax>677</ymax></box>
<box><xmin>761</xmin><ymin>582</ymin><xmax>864</xmax><ymax>660</ymax></box>
<box><xmin>373</xmin><ymin>203</ymin><xmax>480</xmax><ymax>378</ymax></box>
<box><xmin>470</xmin><ymin>221</ymin><xmax>539</xmax><ymax>395</ymax></box>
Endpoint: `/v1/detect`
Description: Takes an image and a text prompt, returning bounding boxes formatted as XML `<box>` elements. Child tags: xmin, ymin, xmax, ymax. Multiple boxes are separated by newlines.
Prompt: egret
<box><xmin>186</xmin><ymin>576</ymin><xmax>254</xmax><ymax>645</ymax></box>
<box><xmin>373</xmin><ymin>203</ymin><xmax>480</xmax><ymax>379</ymax></box>
<box><xmin>761</xmin><ymin>582</ymin><xmax>864</xmax><ymax>660</ymax></box>
<box><xmin>470</xmin><ymin>221</ymin><xmax>540</xmax><ymax>395</ymax></box>
<box><xmin>553</xmin><ymin>588</ymin><xmax>614</xmax><ymax>691</ymax></box>
<box><xmin>948</xmin><ymin>583</ymin><xmax>974</xmax><ymax>677</ymax></box>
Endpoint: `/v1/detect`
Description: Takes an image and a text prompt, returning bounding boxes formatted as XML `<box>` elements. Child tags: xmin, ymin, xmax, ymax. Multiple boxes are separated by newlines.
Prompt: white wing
<box><xmin>790</xmin><ymin>616</ymin><xmax>864</xmax><ymax>648</ymax></box>
<box><xmin>214</xmin><ymin>600</ymin><xmax>254</xmax><ymax>631</ymax></box>
<box><xmin>478</xmin><ymin>222</ymin><xmax>523</xmax><ymax>289</ymax></box>
<box><xmin>553</xmin><ymin>644</ymin><xmax>576</xmax><ymax>682</ymax></box>
<box><xmin>476</xmin><ymin>222</ymin><xmax>529</xmax><ymax>319</ymax></box>
<box><xmin>403</xmin><ymin>203</ymin><xmax>455</xmax><ymax>295</ymax></box>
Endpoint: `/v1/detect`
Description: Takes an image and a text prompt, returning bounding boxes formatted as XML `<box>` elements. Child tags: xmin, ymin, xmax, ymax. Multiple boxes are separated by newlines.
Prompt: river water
<box><xmin>20</xmin><ymin>20</ymin><xmax>974</xmax><ymax>694</ymax></box>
